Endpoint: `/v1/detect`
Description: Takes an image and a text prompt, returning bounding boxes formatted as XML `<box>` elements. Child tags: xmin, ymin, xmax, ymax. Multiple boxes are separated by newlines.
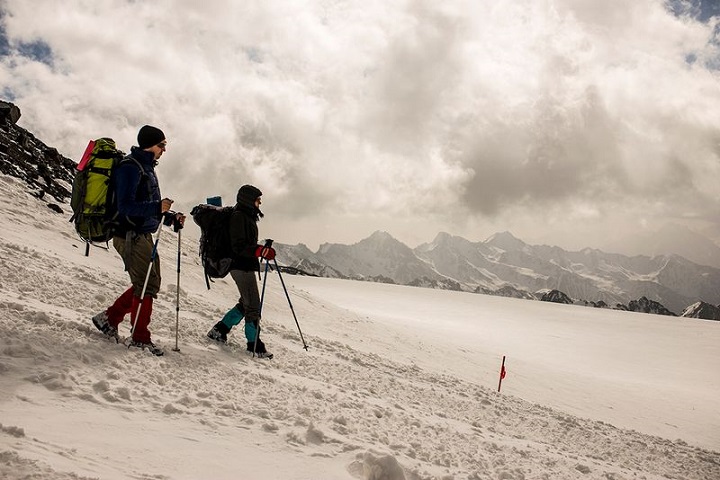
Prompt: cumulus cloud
<box><xmin>1</xmin><ymin>0</ymin><xmax>719</xmax><ymax>252</ymax></box>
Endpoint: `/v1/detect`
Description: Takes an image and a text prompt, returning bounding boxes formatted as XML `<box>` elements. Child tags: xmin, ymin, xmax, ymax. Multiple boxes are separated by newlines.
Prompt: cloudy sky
<box><xmin>1</xmin><ymin>0</ymin><xmax>719</xmax><ymax>253</ymax></box>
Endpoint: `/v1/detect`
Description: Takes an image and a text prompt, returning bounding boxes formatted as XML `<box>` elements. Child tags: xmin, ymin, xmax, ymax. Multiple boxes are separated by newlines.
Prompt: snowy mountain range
<box><xmin>275</xmin><ymin>230</ymin><xmax>720</xmax><ymax>315</ymax></box>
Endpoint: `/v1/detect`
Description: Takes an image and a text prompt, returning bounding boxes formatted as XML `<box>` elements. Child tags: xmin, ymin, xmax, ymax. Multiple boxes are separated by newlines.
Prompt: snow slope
<box><xmin>0</xmin><ymin>173</ymin><xmax>718</xmax><ymax>479</ymax></box>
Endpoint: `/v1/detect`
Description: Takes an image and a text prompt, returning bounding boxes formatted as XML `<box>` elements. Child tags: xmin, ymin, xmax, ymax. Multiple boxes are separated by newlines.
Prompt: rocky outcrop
<box><xmin>0</xmin><ymin>100</ymin><xmax>76</xmax><ymax>206</ymax></box>
<box><xmin>681</xmin><ymin>301</ymin><xmax>720</xmax><ymax>321</ymax></box>
<box><xmin>626</xmin><ymin>296</ymin><xmax>676</xmax><ymax>316</ymax></box>
<box><xmin>540</xmin><ymin>289</ymin><xmax>573</xmax><ymax>304</ymax></box>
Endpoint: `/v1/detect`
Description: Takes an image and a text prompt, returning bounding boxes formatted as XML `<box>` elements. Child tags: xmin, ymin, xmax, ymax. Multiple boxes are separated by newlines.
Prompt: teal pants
<box><xmin>220</xmin><ymin>304</ymin><xmax>258</xmax><ymax>342</ymax></box>
<box><xmin>220</xmin><ymin>306</ymin><xmax>243</xmax><ymax>328</ymax></box>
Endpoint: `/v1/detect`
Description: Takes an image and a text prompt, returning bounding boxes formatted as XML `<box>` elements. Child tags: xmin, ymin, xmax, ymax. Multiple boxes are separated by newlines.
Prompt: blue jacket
<box><xmin>114</xmin><ymin>147</ymin><xmax>162</xmax><ymax>234</ymax></box>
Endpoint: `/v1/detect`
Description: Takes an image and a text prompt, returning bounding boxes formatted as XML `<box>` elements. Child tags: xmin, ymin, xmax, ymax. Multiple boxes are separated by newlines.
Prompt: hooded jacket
<box><xmin>229</xmin><ymin>186</ymin><xmax>263</xmax><ymax>272</ymax></box>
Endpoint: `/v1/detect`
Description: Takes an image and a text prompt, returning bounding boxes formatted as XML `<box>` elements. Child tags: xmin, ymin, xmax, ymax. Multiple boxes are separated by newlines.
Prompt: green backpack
<box><xmin>69</xmin><ymin>138</ymin><xmax>132</xmax><ymax>255</ymax></box>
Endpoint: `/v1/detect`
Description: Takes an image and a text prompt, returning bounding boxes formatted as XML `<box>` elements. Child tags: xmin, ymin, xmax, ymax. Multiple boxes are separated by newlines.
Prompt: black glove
<box><xmin>163</xmin><ymin>211</ymin><xmax>185</xmax><ymax>232</ymax></box>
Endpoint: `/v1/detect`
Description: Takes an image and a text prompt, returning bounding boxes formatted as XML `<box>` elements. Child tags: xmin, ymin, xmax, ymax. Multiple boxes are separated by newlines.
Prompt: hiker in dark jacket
<box><xmin>92</xmin><ymin>125</ymin><xmax>184</xmax><ymax>356</ymax></box>
<box><xmin>207</xmin><ymin>184</ymin><xmax>275</xmax><ymax>358</ymax></box>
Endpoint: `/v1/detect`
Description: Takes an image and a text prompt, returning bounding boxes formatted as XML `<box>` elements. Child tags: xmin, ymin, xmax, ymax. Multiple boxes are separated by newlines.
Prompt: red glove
<box><xmin>254</xmin><ymin>245</ymin><xmax>276</xmax><ymax>260</ymax></box>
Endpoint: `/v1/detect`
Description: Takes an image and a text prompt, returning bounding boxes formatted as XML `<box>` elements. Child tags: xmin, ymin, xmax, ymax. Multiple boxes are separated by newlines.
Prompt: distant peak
<box><xmin>486</xmin><ymin>231</ymin><xmax>519</xmax><ymax>241</ymax></box>
<box><xmin>368</xmin><ymin>230</ymin><xmax>393</xmax><ymax>239</ymax></box>
<box><xmin>484</xmin><ymin>231</ymin><xmax>526</xmax><ymax>251</ymax></box>
<box><xmin>431</xmin><ymin>232</ymin><xmax>454</xmax><ymax>243</ymax></box>
<box><xmin>357</xmin><ymin>230</ymin><xmax>400</xmax><ymax>246</ymax></box>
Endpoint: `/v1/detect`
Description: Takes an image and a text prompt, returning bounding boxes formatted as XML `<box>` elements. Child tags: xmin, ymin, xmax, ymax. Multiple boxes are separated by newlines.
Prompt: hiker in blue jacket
<box><xmin>206</xmin><ymin>184</ymin><xmax>275</xmax><ymax>358</ymax></box>
<box><xmin>92</xmin><ymin>125</ymin><xmax>184</xmax><ymax>356</ymax></box>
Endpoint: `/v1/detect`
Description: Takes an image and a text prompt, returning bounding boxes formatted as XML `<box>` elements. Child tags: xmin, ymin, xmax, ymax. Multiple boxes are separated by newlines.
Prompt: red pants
<box><xmin>106</xmin><ymin>287</ymin><xmax>154</xmax><ymax>343</ymax></box>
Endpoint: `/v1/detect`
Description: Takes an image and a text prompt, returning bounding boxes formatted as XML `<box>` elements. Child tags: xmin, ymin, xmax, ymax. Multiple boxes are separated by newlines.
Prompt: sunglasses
<box><xmin>157</xmin><ymin>142</ymin><xmax>167</xmax><ymax>150</ymax></box>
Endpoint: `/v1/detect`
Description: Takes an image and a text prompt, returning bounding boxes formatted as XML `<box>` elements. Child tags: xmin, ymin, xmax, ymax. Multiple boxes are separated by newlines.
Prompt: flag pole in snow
<box><xmin>498</xmin><ymin>355</ymin><xmax>507</xmax><ymax>392</ymax></box>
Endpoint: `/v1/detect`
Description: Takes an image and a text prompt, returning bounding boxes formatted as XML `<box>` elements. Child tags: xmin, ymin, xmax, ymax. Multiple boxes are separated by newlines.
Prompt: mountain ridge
<box><xmin>274</xmin><ymin>228</ymin><xmax>720</xmax><ymax>317</ymax></box>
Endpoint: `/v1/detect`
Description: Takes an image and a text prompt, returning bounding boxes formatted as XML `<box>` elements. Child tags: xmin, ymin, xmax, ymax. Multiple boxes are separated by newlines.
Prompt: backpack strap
<box><xmin>112</xmin><ymin>156</ymin><xmax>148</xmax><ymax>230</ymax></box>
<box><xmin>86</xmin><ymin>165</ymin><xmax>114</xmax><ymax>177</ymax></box>
<box><xmin>119</xmin><ymin>155</ymin><xmax>146</xmax><ymax>179</ymax></box>
<box><xmin>125</xmin><ymin>156</ymin><xmax>151</xmax><ymax>198</ymax></box>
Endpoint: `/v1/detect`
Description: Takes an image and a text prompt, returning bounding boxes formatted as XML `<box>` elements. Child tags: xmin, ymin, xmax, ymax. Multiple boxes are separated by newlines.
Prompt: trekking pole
<box><xmin>272</xmin><ymin>258</ymin><xmax>309</xmax><ymax>351</ymax></box>
<box><xmin>130</xmin><ymin>225</ymin><xmax>163</xmax><ymax>339</ymax></box>
<box><xmin>172</xmin><ymin>228</ymin><xmax>181</xmax><ymax>352</ymax></box>
<box><xmin>253</xmin><ymin>257</ymin><xmax>271</xmax><ymax>357</ymax></box>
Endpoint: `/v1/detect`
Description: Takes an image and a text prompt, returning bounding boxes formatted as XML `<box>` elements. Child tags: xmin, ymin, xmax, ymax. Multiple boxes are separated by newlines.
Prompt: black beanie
<box><xmin>137</xmin><ymin>125</ymin><xmax>166</xmax><ymax>149</ymax></box>
<box><xmin>236</xmin><ymin>184</ymin><xmax>262</xmax><ymax>206</ymax></box>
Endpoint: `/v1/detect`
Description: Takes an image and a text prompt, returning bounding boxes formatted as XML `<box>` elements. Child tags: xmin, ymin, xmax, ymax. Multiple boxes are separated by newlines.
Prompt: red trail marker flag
<box><xmin>498</xmin><ymin>356</ymin><xmax>507</xmax><ymax>392</ymax></box>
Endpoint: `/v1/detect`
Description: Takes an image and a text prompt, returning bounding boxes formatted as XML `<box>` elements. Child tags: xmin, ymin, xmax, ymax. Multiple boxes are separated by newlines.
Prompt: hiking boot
<box><xmin>92</xmin><ymin>311</ymin><xmax>118</xmax><ymax>338</ymax></box>
<box><xmin>247</xmin><ymin>340</ymin><xmax>273</xmax><ymax>359</ymax></box>
<box><xmin>207</xmin><ymin>322</ymin><xmax>229</xmax><ymax>343</ymax></box>
<box><xmin>129</xmin><ymin>340</ymin><xmax>164</xmax><ymax>356</ymax></box>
